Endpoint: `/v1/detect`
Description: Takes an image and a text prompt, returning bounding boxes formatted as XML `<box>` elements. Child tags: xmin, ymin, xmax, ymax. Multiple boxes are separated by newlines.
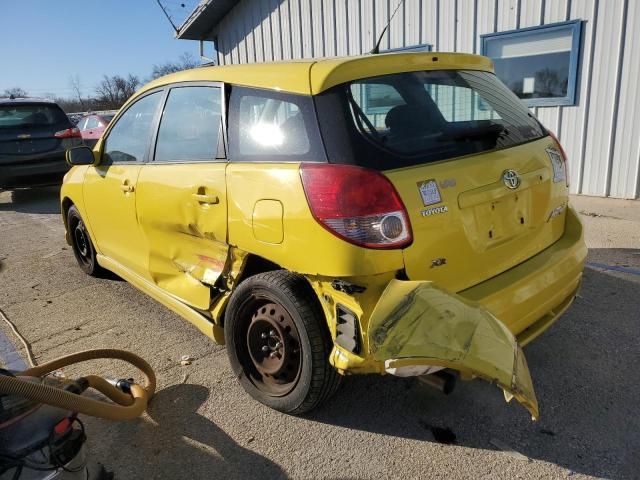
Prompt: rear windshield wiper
<box><xmin>345</xmin><ymin>90</ymin><xmax>384</xmax><ymax>142</ymax></box>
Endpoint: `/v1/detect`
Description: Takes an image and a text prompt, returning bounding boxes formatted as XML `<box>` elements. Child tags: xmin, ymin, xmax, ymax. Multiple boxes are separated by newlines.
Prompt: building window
<box><xmin>481</xmin><ymin>20</ymin><xmax>582</xmax><ymax>107</ymax></box>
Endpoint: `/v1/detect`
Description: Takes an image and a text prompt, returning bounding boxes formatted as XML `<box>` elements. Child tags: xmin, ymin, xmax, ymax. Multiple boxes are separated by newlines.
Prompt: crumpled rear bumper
<box><xmin>334</xmin><ymin>279</ymin><xmax>539</xmax><ymax>419</ymax></box>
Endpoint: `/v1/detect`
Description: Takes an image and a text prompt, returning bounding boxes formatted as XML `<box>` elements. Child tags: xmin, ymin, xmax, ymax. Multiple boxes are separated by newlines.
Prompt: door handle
<box><xmin>192</xmin><ymin>193</ymin><xmax>219</xmax><ymax>205</ymax></box>
<box><xmin>120</xmin><ymin>180</ymin><xmax>135</xmax><ymax>193</ymax></box>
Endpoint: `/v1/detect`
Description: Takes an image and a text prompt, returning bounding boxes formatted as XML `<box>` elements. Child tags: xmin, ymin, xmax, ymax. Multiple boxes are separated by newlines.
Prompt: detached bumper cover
<box><xmin>367</xmin><ymin>280</ymin><xmax>539</xmax><ymax>420</ymax></box>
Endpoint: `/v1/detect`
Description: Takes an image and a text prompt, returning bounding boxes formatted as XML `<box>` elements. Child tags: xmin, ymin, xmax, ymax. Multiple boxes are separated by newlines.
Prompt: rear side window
<box><xmin>155</xmin><ymin>86</ymin><xmax>222</xmax><ymax>162</ymax></box>
<box><xmin>228</xmin><ymin>86</ymin><xmax>326</xmax><ymax>162</ymax></box>
<box><xmin>103</xmin><ymin>91</ymin><xmax>161</xmax><ymax>163</ymax></box>
<box><xmin>0</xmin><ymin>104</ymin><xmax>68</xmax><ymax>129</ymax></box>
<box><xmin>315</xmin><ymin>70</ymin><xmax>545</xmax><ymax>170</ymax></box>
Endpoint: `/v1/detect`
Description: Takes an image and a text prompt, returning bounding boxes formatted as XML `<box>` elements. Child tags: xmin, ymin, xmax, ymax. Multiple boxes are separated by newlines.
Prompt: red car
<box><xmin>77</xmin><ymin>112</ymin><xmax>115</xmax><ymax>147</ymax></box>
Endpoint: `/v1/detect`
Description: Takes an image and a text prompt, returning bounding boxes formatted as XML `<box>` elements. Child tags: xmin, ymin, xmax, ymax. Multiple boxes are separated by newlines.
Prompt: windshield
<box><xmin>0</xmin><ymin>104</ymin><xmax>68</xmax><ymax>129</ymax></box>
<box><xmin>315</xmin><ymin>70</ymin><xmax>546</xmax><ymax>170</ymax></box>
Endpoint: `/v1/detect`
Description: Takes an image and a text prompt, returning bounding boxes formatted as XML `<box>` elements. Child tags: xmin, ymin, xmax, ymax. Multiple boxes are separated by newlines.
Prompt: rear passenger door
<box><xmin>136</xmin><ymin>83</ymin><xmax>228</xmax><ymax>310</ymax></box>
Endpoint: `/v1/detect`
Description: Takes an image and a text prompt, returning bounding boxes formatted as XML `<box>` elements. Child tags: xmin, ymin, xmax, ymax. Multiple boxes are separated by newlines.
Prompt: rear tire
<box><xmin>224</xmin><ymin>270</ymin><xmax>341</xmax><ymax>414</ymax></box>
<box><xmin>67</xmin><ymin>205</ymin><xmax>105</xmax><ymax>277</ymax></box>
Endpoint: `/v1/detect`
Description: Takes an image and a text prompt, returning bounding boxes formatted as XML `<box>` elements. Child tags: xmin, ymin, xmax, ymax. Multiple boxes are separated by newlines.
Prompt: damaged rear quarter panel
<box><xmin>367</xmin><ymin>280</ymin><xmax>539</xmax><ymax>419</ymax></box>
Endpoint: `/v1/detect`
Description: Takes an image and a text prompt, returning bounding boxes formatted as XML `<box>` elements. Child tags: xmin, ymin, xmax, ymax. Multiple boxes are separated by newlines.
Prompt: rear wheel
<box><xmin>67</xmin><ymin>205</ymin><xmax>105</xmax><ymax>277</ymax></box>
<box><xmin>224</xmin><ymin>270</ymin><xmax>341</xmax><ymax>414</ymax></box>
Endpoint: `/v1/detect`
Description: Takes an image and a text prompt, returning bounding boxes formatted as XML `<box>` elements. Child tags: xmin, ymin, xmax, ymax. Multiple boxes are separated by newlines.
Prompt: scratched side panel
<box><xmin>135</xmin><ymin>163</ymin><xmax>229</xmax><ymax>310</ymax></box>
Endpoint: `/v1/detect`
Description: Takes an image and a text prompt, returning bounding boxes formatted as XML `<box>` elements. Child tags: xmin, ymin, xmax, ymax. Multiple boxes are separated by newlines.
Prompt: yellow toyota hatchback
<box><xmin>61</xmin><ymin>52</ymin><xmax>586</xmax><ymax>419</ymax></box>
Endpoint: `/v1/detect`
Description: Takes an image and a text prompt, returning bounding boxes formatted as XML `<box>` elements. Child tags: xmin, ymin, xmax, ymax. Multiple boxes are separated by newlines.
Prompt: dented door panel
<box><xmin>136</xmin><ymin>163</ymin><xmax>228</xmax><ymax>310</ymax></box>
<box><xmin>366</xmin><ymin>280</ymin><xmax>539</xmax><ymax>419</ymax></box>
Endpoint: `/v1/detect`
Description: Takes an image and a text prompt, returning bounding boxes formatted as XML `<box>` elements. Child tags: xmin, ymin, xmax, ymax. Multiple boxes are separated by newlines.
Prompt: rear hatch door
<box><xmin>319</xmin><ymin>68</ymin><xmax>570</xmax><ymax>292</ymax></box>
<box><xmin>0</xmin><ymin>102</ymin><xmax>69</xmax><ymax>161</ymax></box>
<box><xmin>386</xmin><ymin>135</ymin><xmax>568</xmax><ymax>292</ymax></box>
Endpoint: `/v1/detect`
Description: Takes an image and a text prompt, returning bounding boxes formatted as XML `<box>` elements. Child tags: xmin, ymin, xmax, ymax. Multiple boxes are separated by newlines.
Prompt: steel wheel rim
<box><xmin>73</xmin><ymin>220</ymin><xmax>91</xmax><ymax>267</ymax></box>
<box><xmin>243</xmin><ymin>300</ymin><xmax>302</xmax><ymax>396</ymax></box>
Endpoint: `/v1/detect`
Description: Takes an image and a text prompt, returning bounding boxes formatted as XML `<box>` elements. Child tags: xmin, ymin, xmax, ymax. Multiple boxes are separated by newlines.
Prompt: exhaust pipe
<box><xmin>418</xmin><ymin>370</ymin><xmax>456</xmax><ymax>395</ymax></box>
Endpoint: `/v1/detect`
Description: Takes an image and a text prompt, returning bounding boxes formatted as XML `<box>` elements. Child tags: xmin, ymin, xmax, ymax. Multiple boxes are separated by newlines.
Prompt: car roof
<box><xmin>0</xmin><ymin>96</ymin><xmax>59</xmax><ymax>105</ymax></box>
<box><xmin>138</xmin><ymin>52</ymin><xmax>494</xmax><ymax>98</ymax></box>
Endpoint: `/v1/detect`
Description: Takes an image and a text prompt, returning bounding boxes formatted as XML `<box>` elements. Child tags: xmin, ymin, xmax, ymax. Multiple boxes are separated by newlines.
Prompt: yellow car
<box><xmin>62</xmin><ymin>52</ymin><xmax>586</xmax><ymax>419</ymax></box>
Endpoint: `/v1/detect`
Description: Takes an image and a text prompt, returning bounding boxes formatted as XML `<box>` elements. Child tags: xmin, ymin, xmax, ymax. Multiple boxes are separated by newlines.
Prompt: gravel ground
<box><xmin>1</xmin><ymin>187</ymin><xmax>639</xmax><ymax>479</ymax></box>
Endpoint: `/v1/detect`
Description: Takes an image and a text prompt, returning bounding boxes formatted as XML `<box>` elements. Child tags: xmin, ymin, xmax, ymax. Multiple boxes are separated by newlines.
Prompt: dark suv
<box><xmin>0</xmin><ymin>97</ymin><xmax>82</xmax><ymax>189</ymax></box>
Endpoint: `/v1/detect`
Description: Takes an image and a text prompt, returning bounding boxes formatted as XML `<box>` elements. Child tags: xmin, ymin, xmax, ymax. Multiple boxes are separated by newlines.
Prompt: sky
<box><xmin>0</xmin><ymin>0</ymin><xmax>206</xmax><ymax>98</ymax></box>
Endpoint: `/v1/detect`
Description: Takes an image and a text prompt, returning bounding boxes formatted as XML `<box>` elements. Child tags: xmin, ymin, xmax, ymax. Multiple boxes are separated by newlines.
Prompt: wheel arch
<box><xmin>61</xmin><ymin>196</ymin><xmax>75</xmax><ymax>245</ymax></box>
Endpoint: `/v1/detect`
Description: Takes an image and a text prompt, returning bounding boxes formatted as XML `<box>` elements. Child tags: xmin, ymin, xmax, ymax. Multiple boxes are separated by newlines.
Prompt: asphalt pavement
<box><xmin>1</xmin><ymin>186</ymin><xmax>639</xmax><ymax>479</ymax></box>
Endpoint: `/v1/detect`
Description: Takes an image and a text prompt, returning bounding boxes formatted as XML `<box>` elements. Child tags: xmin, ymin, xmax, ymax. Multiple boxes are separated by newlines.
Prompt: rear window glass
<box><xmin>0</xmin><ymin>104</ymin><xmax>68</xmax><ymax>129</ymax></box>
<box><xmin>315</xmin><ymin>70</ymin><xmax>546</xmax><ymax>170</ymax></box>
<box><xmin>228</xmin><ymin>86</ymin><xmax>326</xmax><ymax>162</ymax></box>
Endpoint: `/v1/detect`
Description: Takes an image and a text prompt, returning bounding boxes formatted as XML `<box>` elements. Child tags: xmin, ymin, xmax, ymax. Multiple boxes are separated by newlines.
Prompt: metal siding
<box><xmin>519</xmin><ymin>0</ymin><xmax>542</xmax><ymax>28</ymax></box>
<box><xmin>581</xmin><ymin>0</ymin><xmax>625</xmax><ymax>196</ymax></box>
<box><xmin>457</xmin><ymin>0</ymin><xmax>477</xmax><ymax>53</ymax></box>
<box><xmin>206</xmin><ymin>0</ymin><xmax>637</xmax><ymax>198</ymax></box>
<box><xmin>336</xmin><ymin>0</ymin><xmax>350</xmax><ymax>55</ymax></box>
<box><xmin>535</xmin><ymin>0</ymin><xmax>568</xmax><ymax>139</ymax></box>
<box><xmin>545</xmin><ymin>0</ymin><xmax>569</xmax><ymax>24</ymax></box>
<box><xmin>422</xmin><ymin>0</ymin><xmax>439</xmax><ymax>49</ymax></box>
<box><xmin>610</xmin><ymin>0</ymin><xmax>638</xmax><ymax>198</ymax></box>
<box><xmin>497</xmin><ymin>0</ymin><xmax>519</xmax><ymax>31</ymax></box>
<box><xmin>270</xmin><ymin>0</ymin><xmax>284</xmax><ymax>60</ymax></box>
<box><xmin>561</xmin><ymin>0</ymin><xmax>596</xmax><ymax>192</ymax></box>
<box><xmin>476</xmin><ymin>0</ymin><xmax>497</xmax><ymax>48</ymax></box>
<box><xmin>389</xmin><ymin>0</ymin><xmax>405</xmax><ymax>49</ymax></box>
<box><xmin>405</xmin><ymin>0</ymin><xmax>421</xmax><ymax>47</ymax></box>
<box><xmin>374</xmin><ymin>0</ymin><xmax>390</xmax><ymax>52</ymax></box>
<box><xmin>323</xmin><ymin>0</ymin><xmax>337</xmax><ymax>56</ymax></box>
<box><xmin>347</xmin><ymin>0</ymin><xmax>363</xmax><ymax>54</ymax></box>
<box><xmin>439</xmin><ymin>0</ymin><xmax>456</xmax><ymax>51</ymax></box>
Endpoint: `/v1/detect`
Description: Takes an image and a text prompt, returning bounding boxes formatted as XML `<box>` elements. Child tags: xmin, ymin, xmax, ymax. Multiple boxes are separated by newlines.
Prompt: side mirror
<box><xmin>66</xmin><ymin>146</ymin><xmax>97</xmax><ymax>166</ymax></box>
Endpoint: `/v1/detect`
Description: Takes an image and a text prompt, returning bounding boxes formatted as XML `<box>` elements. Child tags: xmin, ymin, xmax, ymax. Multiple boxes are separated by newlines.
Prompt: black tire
<box><xmin>224</xmin><ymin>270</ymin><xmax>341</xmax><ymax>414</ymax></box>
<box><xmin>67</xmin><ymin>205</ymin><xmax>105</xmax><ymax>277</ymax></box>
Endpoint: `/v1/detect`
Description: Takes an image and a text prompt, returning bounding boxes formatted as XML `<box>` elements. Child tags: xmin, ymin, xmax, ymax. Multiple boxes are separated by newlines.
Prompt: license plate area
<box><xmin>472</xmin><ymin>191</ymin><xmax>530</xmax><ymax>248</ymax></box>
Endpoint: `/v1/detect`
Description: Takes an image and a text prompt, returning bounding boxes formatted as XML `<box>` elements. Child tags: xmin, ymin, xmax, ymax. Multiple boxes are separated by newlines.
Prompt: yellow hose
<box><xmin>0</xmin><ymin>349</ymin><xmax>156</xmax><ymax>420</ymax></box>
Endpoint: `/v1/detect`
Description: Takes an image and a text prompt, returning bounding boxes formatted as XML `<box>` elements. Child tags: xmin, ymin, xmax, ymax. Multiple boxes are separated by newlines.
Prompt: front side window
<box><xmin>315</xmin><ymin>69</ymin><xmax>546</xmax><ymax>170</ymax></box>
<box><xmin>228</xmin><ymin>86</ymin><xmax>326</xmax><ymax>162</ymax></box>
<box><xmin>481</xmin><ymin>20</ymin><xmax>582</xmax><ymax>106</ymax></box>
<box><xmin>155</xmin><ymin>86</ymin><xmax>222</xmax><ymax>162</ymax></box>
<box><xmin>103</xmin><ymin>91</ymin><xmax>161</xmax><ymax>163</ymax></box>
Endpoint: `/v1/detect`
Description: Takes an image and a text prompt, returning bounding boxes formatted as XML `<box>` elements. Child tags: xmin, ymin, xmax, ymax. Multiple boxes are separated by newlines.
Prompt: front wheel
<box><xmin>224</xmin><ymin>270</ymin><xmax>341</xmax><ymax>414</ymax></box>
<box><xmin>67</xmin><ymin>205</ymin><xmax>105</xmax><ymax>277</ymax></box>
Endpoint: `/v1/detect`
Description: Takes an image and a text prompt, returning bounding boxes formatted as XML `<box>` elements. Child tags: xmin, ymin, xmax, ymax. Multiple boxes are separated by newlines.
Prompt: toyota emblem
<box><xmin>502</xmin><ymin>170</ymin><xmax>521</xmax><ymax>189</ymax></box>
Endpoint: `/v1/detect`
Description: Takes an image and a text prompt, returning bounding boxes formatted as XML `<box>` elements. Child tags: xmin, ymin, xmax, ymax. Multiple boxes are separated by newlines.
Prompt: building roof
<box><xmin>138</xmin><ymin>52</ymin><xmax>494</xmax><ymax>98</ymax></box>
<box><xmin>176</xmin><ymin>0</ymin><xmax>239</xmax><ymax>40</ymax></box>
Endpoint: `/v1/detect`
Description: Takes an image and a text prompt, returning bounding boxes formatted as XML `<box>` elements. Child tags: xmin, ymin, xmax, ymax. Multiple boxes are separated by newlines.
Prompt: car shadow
<box><xmin>0</xmin><ymin>186</ymin><xmax>61</xmax><ymax>214</ymax></box>
<box><xmin>88</xmin><ymin>384</ymin><xmax>287</xmax><ymax>479</ymax></box>
<box><xmin>307</xmin><ymin>263</ymin><xmax>640</xmax><ymax>479</ymax></box>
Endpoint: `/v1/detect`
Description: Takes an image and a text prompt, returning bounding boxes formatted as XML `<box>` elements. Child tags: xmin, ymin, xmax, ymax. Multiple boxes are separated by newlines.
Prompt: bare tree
<box><xmin>94</xmin><ymin>74</ymin><xmax>141</xmax><ymax>110</ymax></box>
<box><xmin>150</xmin><ymin>52</ymin><xmax>199</xmax><ymax>80</ymax></box>
<box><xmin>1</xmin><ymin>87</ymin><xmax>28</xmax><ymax>98</ymax></box>
<box><xmin>69</xmin><ymin>75</ymin><xmax>86</xmax><ymax>111</ymax></box>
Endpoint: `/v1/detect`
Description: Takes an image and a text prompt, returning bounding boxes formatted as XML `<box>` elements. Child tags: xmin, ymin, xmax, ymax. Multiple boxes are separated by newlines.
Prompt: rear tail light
<box><xmin>300</xmin><ymin>163</ymin><xmax>412</xmax><ymax>249</ymax></box>
<box><xmin>54</xmin><ymin>127</ymin><xmax>81</xmax><ymax>139</ymax></box>
<box><xmin>548</xmin><ymin>130</ymin><xmax>569</xmax><ymax>187</ymax></box>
